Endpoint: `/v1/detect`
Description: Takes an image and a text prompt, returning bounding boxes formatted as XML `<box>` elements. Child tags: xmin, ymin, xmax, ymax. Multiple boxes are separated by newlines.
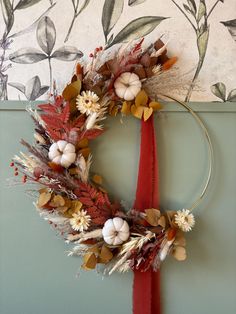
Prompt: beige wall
<box><xmin>0</xmin><ymin>0</ymin><xmax>236</xmax><ymax>102</ymax></box>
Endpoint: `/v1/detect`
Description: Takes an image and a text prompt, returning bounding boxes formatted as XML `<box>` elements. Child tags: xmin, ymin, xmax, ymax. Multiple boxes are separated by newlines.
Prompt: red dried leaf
<box><xmin>84</xmin><ymin>129</ymin><xmax>104</xmax><ymax>140</ymax></box>
<box><xmin>79</xmin><ymin>197</ymin><xmax>94</xmax><ymax>206</ymax></box>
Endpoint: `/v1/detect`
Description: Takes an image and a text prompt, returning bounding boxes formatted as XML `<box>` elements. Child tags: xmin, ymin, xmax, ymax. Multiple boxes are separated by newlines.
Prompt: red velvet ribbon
<box><xmin>133</xmin><ymin>115</ymin><xmax>161</xmax><ymax>314</ymax></box>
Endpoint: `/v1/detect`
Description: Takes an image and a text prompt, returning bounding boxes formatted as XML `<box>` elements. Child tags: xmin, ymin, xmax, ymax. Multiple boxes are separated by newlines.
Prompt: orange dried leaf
<box><xmin>162</xmin><ymin>56</ymin><xmax>178</xmax><ymax>71</ymax></box>
<box><xmin>92</xmin><ymin>174</ymin><xmax>103</xmax><ymax>185</ymax></box>
<box><xmin>143</xmin><ymin>107</ymin><xmax>153</xmax><ymax>121</ymax></box>
<box><xmin>135</xmin><ymin>90</ymin><xmax>148</xmax><ymax>107</ymax></box>
<box><xmin>80</xmin><ymin>147</ymin><xmax>91</xmax><ymax>158</ymax></box>
<box><xmin>78</xmin><ymin>138</ymin><xmax>89</xmax><ymax>149</ymax></box>
<box><xmin>76</xmin><ymin>63</ymin><xmax>83</xmax><ymax>78</ymax></box>
<box><xmin>48</xmin><ymin>162</ymin><xmax>64</xmax><ymax>173</ymax></box>
<box><xmin>145</xmin><ymin>208</ymin><xmax>161</xmax><ymax>226</ymax></box>
<box><xmin>167</xmin><ymin>228</ymin><xmax>177</xmax><ymax>241</ymax></box>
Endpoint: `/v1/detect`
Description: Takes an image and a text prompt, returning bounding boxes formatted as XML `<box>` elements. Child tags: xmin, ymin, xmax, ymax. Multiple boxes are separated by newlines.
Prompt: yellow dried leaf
<box><xmin>99</xmin><ymin>245</ymin><xmax>113</xmax><ymax>264</ymax></box>
<box><xmin>69</xmin><ymin>98</ymin><xmax>77</xmax><ymax>113</ymax></box>
<box><xmin>62</xmin><ymin>211</ymin><xmax>73</xmax><ymax>218</ymax></box>
<box><xmin>38</xmin><ymin>192</ymin><xmax>52</xmax><ymax>207</ymax></box>
<box><xmin>64</xmin><ymin>198</ymin><xmax>72</xmax><ymax>208</ymax></box>
<box><xmin>143</xmin><ymin>107</ymin><xmax>153</xmax><ymax>121</ymax></box>
<box><xmin>82</xmin><ymin>252</ymin><xmax>97</xmax><ymax>270</ymax></box>
<box><xmin>135</xmin><ymin>90</ymin><xmax>148</xmax><ymax>107</ymax></box>
<box><xmin>172</xmin><ymin>246</ymin><xmax>186</xmax><ymax>261</ymax></box>
<box><xmin>62</xmin><ymin>80</ymin><xmax>81</xmax><ymax>101</ymax></box>
<box><xmin>71</xmin><ymin>200</ymin><xmax>83</xmax><ymax>212</ymax></box>
<box><xmin>50</xmin><ymin>195</ymin><xmax>65</xmax><ymax>207</ymax></box>
<box><xmin>92</xmin><ymin>174</ymin><xmax>103</xmax><ymax>185</ymax></box>
<box><xmin>158</xmin><ymin>216</ymin><xmax>166</xmax><ymax>228</ymax></box>
<box><xmin>131</xmin><ymin>105</ymin><xmax>144</xmax><ymax>119</ymax></box>
<box><xmin>88</xmin><ymin>245</ymin><xmax>100</xmax><ymax>255</ymax></box>
<box><xmin>145</xmin><ymin>208</ymin><xmax>161</xmax><ymax>226</ymax></box>
<box><xmin>149</xmin><ymin>101</ymin><xmax>162</xmax><ymax>111</ymax></box>
<box><xmin>121</xmin><ymin>101</ymin><xmax>131</xmax><ymax>115</ymax></box>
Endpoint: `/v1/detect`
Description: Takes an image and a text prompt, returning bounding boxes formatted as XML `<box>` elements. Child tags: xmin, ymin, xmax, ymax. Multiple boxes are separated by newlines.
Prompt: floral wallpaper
<box><xmin>0</xmin><ymin>0</ymin><xmax>236</xmax><ymax>102</ymax></box>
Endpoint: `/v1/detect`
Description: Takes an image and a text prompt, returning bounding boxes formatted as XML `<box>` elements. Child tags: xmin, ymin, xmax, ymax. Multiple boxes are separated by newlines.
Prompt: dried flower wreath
<box><xmin>12</xmin><ymin>38</ymin><xmax>213</xmax><ymax>275</ymax></box>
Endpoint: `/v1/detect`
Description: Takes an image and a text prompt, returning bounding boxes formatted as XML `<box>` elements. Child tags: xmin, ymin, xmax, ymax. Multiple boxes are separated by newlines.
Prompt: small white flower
<box><xmin>174</xmin><ymin>209</ymin><xmax>195</xmax><ymax>232</ymax></box>
<box><xmin>76</xmin><ymin>91</ymin><xmax>100</xmax><ymax>115</ymax></box>
<box><xmin>69</xmin><ymin>210</ymin><xmax>91</xmax><ymax>232</ymax></box>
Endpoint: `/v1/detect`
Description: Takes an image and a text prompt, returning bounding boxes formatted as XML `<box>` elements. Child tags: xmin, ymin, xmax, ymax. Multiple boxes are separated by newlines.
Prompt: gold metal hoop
<box><xmin>162</xmin><ymin>95</ymin><xmax>214</xmax><ymax>212</ymax></box>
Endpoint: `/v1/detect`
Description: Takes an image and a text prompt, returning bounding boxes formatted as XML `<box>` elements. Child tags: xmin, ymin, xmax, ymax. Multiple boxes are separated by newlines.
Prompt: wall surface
<box><xmin>1</xmin><ymin>0</ymin><xmax>236</xmax><ymax>102</ymax></box>
<box><xmin>0</xmin><ymin>102</ymin><xmax>236</xmax><ymax>314</ymax></box>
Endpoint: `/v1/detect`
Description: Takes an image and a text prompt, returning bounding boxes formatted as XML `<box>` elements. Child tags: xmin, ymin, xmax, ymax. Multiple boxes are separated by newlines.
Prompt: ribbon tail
<box><xmin>133</xmin><ymin>115</ymin><xmax>161</xmax><ymax>314</ymax></box>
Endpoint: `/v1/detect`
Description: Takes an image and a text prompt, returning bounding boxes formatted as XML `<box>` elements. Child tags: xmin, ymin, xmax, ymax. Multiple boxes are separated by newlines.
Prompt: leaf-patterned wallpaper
<box><xmin>0</xmin><ymin>0</ymin><xmax>236</xmax><ymax>102</ymax></box>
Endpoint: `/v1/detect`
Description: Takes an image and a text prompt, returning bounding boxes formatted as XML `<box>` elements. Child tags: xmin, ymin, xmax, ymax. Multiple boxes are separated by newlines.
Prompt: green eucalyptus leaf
<box><xmin>37</xmin><ymin>16</ymin><xmax>56</xmax><ymax>55</ymax></box>
<box><xmin>211</xmin><ymin>82</ymin><xmax>226</xmax><ymax>101</ymax></box>
<box><xmin>102</xmin><ymin>0</ymin><xmax>124</xmax><ymax>42</ymax></box>
<box><xmin>128</xmin><ymin>0</ymin><xmax>146</xmax><ymax>6</ymax></box>
<box><xmin>14</xmin><ymin>0</ymin><xmax>42</xmax><ymax>10</ymax></box>
<box><xmin>227</xmin><ymin>89</ymin><xmax>236</xmax><ymax>102</ymax></box>
<box><xmin>107</xmin><ymin>16</ymin><xmax>167</xmax><ymax>48</ymax></box>
<box><xmin>9</xmin><ymin>48</ymin><xmax>47</xmax><ymax>63</ymax></box>
<box><xmin>197</xmin><ymin>27</ymin><xmax>209</xmax><ymax>59</ymax></box>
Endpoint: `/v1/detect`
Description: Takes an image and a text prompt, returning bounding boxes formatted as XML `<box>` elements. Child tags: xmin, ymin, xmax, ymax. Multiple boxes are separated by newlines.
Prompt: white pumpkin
<box><xmin>48</xmin><ymin>140</ymin><xmax>76</xmax><ymax>168</ymax></box>
<box><xmin>102</xmin><ymin>217</ymin><xmax>130</xmax><ymax>245</ymax></box>
<box><xmin>114</xmin><ymin>72</ymin><xmax>141</xmax><ymax>101</ymax></box>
